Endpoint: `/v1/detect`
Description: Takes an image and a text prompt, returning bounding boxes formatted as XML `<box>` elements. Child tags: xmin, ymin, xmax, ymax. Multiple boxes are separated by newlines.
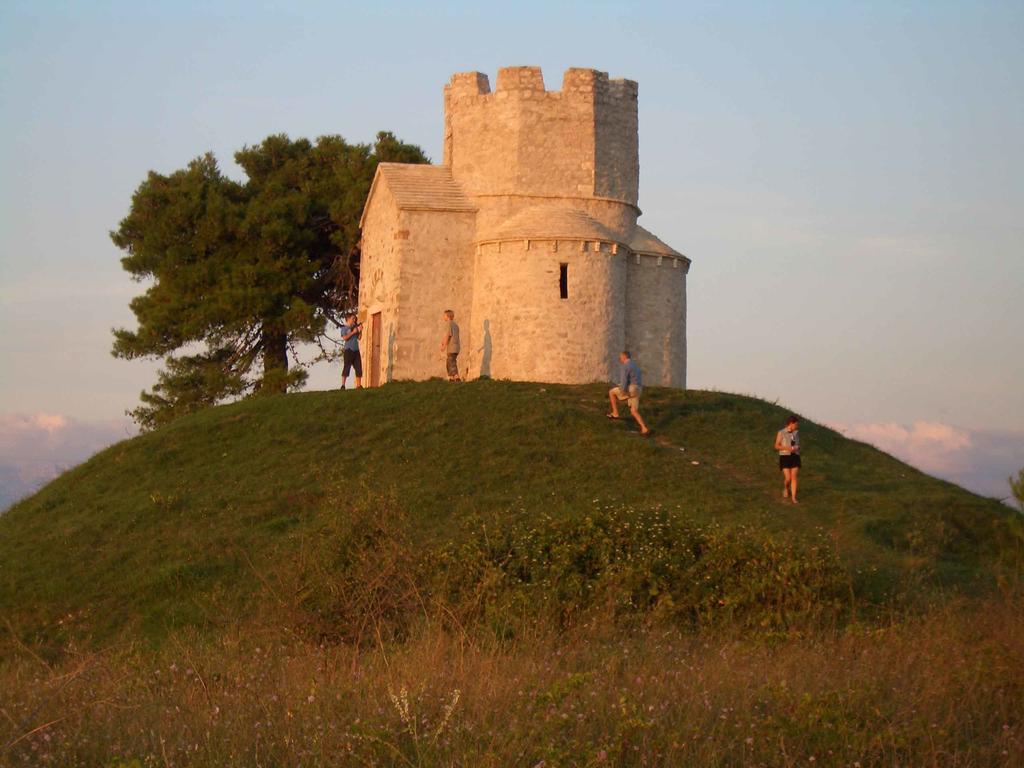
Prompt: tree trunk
<box><xmin>260</xmin><ymin>321</ymin><xmax>289</xmax><ymax>394</ymax></box>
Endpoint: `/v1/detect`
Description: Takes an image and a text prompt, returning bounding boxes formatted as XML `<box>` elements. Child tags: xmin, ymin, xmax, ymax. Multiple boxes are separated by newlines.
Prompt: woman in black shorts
<box><xmin>774</xmin><ymin>415</ymin><xmax>801</xmax><ymax>503</ymax></box>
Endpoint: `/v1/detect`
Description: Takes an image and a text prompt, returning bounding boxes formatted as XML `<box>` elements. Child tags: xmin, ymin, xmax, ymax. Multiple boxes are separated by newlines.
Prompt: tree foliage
<box><xmin>112</xmin><ymin>132</ymin><xmax>427</xmax><ymax>429</ymax></box>
<box><xmin>1010</xmin><ymin>468</ymin><xmax>1024</xmax><ymax>513</ymax></box>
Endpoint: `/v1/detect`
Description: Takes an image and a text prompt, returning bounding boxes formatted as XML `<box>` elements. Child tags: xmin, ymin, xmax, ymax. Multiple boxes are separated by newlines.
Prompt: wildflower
<box><xmin>389</xmin><ymin>686</ymin><xmax>412</xmax><ymax>728</ymax></box>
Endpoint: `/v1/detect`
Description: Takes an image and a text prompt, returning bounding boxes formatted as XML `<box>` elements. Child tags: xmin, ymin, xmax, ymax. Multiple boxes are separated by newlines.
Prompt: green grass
<box><xmin>0</xmin><ymin>380</ymin><xmax>1021</xmax><ymax>650</ymax></box>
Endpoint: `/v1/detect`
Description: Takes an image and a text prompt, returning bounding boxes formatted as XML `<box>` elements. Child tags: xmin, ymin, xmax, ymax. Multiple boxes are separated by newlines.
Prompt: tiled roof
<box><xmin>478</xmin><ymin>205</ymin><xmax>621</xmax><ymax>243</ymax></box>
<box><xmin>375</xmin><ymin>163</ymin><xmax>475</xmax><ymax>213</ymax></box>
<box><xmin>629</xmin><ymin>225</ymin><xmax>686</xmax><ymax>259</ymax></box>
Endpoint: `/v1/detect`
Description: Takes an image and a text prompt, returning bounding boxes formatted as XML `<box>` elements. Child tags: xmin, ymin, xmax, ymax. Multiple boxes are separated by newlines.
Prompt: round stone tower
<box><xmin>445</xmin><ymin>66</ymin><xmax>650</xmax><ymax>384</ymax></box>
<box><xmin>469</xmin><ymin>210</ymin><xmax>628</xmax><ymax>384</ymax></box>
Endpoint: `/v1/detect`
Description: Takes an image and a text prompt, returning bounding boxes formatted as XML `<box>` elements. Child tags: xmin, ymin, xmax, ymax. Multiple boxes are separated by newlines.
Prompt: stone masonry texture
<box><xmin>359</xmin><ymin>66</ymin><xmax>691</xmax><ymax>388</ymax></box>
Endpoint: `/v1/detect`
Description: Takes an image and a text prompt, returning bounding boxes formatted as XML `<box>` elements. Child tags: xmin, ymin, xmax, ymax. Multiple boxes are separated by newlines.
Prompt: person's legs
<box><xmin>789</xmin><ymin>467</ymin><xmax>799</xmax><ymax>503</ymax></box>
<box><xmin>353</xmin><ymin>351</ymin><xmax>363</xmax><ymax>389</ymax></box>
<box><xmin>446</xmin><ymin>353</ymin><xmax>461</xmax><ymax>381</ymax></box>
<box><xmin>626</xmin><ymin>386</ymin><xmax>649</xmax><ymax>434</ymax></box>
<box><xmin>341</xmin><ymin>351</ymin><xmax>353</xmax><ymax>389</ymax></box>
<box><xmin>781</xmin><ymin>467</ymin><xmax>792</xmax><ymax>498</ymax></box>
<box><xmin>629</xmin><ymin>403</ymin><xmax>649</xmax><ymax>434</ymax></box>
<box><xmin>608</xmin><ymin>387</ymin><xmax>624</xmax><ymax>418</ymax></box>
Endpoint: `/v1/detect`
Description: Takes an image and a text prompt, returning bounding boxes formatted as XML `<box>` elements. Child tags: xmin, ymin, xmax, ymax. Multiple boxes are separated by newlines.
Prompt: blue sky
<box><xmin>1</xmin><ymin>1</ymin><xmax>1022</xmax><ymax>500</ymax></box>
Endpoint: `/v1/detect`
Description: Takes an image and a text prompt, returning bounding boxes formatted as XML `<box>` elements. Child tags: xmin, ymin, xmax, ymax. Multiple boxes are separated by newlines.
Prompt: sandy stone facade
<box><xmin>358</xmin><ymin>66</ymin><xmax>690</xmax><ymax>388</ymax></box>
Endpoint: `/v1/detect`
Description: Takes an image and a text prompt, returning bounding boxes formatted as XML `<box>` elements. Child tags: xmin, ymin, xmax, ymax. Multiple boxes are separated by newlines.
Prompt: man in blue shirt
<box><xmin>608</xmin><ymin>351</ymin><xmax>650</xmax><ymax>435</ymax></box>
<box><xmin>340</xmin><ymin>314</ymin><xmax>363</xmax><ymax>389</ymax></box>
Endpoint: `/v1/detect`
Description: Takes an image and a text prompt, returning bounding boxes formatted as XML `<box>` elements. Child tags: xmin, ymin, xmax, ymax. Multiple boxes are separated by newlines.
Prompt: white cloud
<box><xmin>831</xmin><ymin>420</ymin><xmax>1024</xmax><ymax>502</ymax></box>
<box><xmin>0</xmin><ymin>412</ymin><xmax>134</xmax><ymax>511</ymax></box>
<box><xmin>0</xmin><ymin>412</ymin><xmax>70</xmax><ymax>439</ymax></box>
<box><xmin>834</xmin><ymin>420</ymin><xmax>972</xmax><ymax>473</ymax></box>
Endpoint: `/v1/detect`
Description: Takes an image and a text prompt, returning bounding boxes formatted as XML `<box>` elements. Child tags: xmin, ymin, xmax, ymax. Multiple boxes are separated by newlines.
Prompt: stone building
<box><xmin>357</xmin><ymin>66</ymin><xmax>690</xmax><ymax>388</ymax></box>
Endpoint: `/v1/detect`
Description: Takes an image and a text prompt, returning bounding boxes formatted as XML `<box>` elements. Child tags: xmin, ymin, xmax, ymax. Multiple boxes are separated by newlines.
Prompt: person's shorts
<box><xmin>446</xmin><ymin>352</ymin><xmax>460</xmax><ymax>378</ymax></box>
<box><xmin>779</xmin><ymin>453</ymin><xmax>802</xmax><ymax>470</ymax></box>
<box><xmin>342</xmin><ymin>348</ymin><xmax>363</xmax><ymax>378</ymax></box>
<box><xmin>611</xmin><ymin>384</ymin><xmax>641</xmax><ymax>410</ymax></box>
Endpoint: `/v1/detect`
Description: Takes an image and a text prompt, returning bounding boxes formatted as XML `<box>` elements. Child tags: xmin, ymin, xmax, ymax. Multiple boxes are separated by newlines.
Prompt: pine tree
<box><xmin>112</xmin><ymin>132</ymin><xmax>427</xmax><ymax>429</ymax></box>
<box><xmin>1009</xmin><ymin>468</ymin><xmax>1024</xmax><ymax>513</ymax></box>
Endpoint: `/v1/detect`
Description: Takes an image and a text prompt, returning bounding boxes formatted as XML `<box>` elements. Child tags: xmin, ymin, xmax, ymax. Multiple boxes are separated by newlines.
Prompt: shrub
<box><xmin>434</xmin><ymin>507</ymin><xmax>851</xmax><ymax>633</ymax></box>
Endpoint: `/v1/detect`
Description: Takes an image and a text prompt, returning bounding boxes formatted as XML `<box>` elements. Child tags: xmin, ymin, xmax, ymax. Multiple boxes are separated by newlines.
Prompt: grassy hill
<box><xmin>3</xmin><ymin>380</ymin><xmax>1024</xmax><ymax>767</ymax></box>
<box><xmin>1</xmin><ymin>380</ymin><xmax>1020</xmax><ymax>652</ymax></box>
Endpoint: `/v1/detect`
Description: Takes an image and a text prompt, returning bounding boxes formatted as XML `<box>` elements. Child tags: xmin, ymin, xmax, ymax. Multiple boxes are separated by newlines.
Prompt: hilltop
<box><xmin>0</xmin><ymin>380</ymin><xmax>1020</xmax><ymax>651</ymax></box>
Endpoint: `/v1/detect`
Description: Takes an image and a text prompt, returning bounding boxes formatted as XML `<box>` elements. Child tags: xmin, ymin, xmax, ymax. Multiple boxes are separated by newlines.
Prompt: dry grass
<box><xmin>2</xmin><ymin>597</ymin><xmax>1022</xmax><ymax>767</ymax></box>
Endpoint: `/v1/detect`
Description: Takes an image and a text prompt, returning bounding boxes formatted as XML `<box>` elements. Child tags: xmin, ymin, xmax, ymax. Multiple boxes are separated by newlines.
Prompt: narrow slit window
<box><xmin>559</xmin><ymin>263</ymin><xmax>568</xmax><ymax>299</ymax></box>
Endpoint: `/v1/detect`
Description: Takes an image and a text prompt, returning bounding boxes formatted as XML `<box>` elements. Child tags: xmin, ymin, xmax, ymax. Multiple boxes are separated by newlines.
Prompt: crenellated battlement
<box><xmin>443</xmin><ymin>66</ymin><xmax>640</xmax><ymax>206</ymax></box>
<box><xmin>608</xmin><ymin>77</ymin><xmax>639</xmax><ymax>102</ymax></box>
<box><xmin>446</xmin><ymin>70</ymin><xmax>491</xmax><ymax>98</ymax></box>
<box><xmin>445</xmin><ymin>66</ymin><xmax>638</xmax><ymax>104</ymax></box>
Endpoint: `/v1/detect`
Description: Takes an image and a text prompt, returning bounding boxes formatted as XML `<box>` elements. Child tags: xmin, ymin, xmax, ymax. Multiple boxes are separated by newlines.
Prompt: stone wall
<box><xmin>469</xmin><ymin>239</ymin><xmax>626</xmax><ymax>384</ymax></box>
<box><xmin>625</xmin><ymin>256</ymin><xmax>687</xmax><ymax>388</ymax></box>
<box><xmin>392</xmin><ymin>209</ymin><xmax>476</xmax><ymax>381</ymax></box>
<box><xmin>444</xmin><ymin>67</ymin><xmax>639</xmax><ymax>206</ymax></box>
<box><xmin>594</xmin><ymin>77</ymin><xmax>640</xmax><ymax>204</ymax></box>
<box><xmin>357</xmin><ymin>185</ymin><xmax>405</xmax><ymax>385</ymax></box>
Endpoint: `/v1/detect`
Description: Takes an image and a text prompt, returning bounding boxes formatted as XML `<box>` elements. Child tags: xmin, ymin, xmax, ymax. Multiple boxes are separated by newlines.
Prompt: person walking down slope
<box><xmin>340</xmin><ymin>314</ymin><xmax>363</xmax><ymax>389</ymax></box>
<box><xmin>440</xmin><ymin>309</ymin><xmax>462</xmax><ymax>381</ymax></box>
<box><xmin>775</xmin><ymin>415</ymin><xmax>801</xmax><ymax>503</ymax></box>
<box><xmin>608</xmin><ymin>351</ymin><xmax>650</xmax><ymax>436</ymax></box>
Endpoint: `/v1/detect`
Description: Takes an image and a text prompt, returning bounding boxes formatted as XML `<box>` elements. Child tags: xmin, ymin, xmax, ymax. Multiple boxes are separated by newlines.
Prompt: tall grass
<box><xmin>2</xmin><ymin>597</ymin><xmax>1022</xmax><ymax>767</ymax></box>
